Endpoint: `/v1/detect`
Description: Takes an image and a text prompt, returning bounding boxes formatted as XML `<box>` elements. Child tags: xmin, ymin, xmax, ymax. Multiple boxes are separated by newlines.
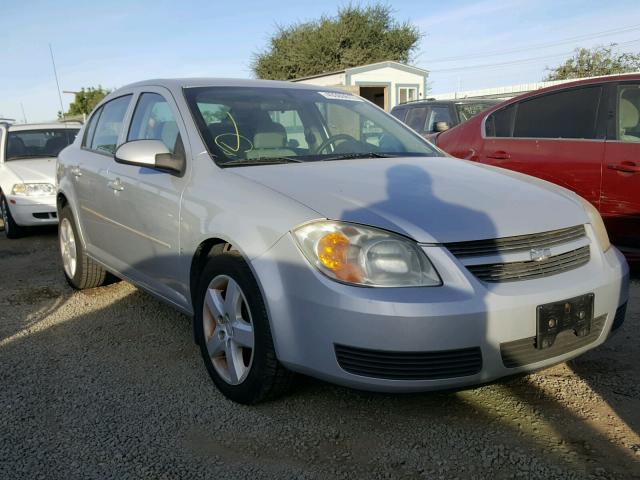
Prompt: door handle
<box><xmin>70</xmin><ymin>166</ymin><xmax>82</xmax><ymax>177</ymax></box>
<box><xmin>487</xmin><ymin>151</ymin><xmax>510</xmax><ymax>160</ymax></box>
<box><xmin>107</xmin><ymin>178</ymin><xmax>124</xmax><ymax>191</ymax></box>
<box><xmin>607</xmin><ymin>162</ymin><xmax>640</xmax><ymax>173</ymax></box>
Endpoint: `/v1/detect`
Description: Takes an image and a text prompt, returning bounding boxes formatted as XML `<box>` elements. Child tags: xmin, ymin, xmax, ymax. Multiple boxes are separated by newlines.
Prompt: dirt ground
<box><xmin>1</xmin><ymin>227</ymin><xmax>639</xmax><ymax>479</ymax></box>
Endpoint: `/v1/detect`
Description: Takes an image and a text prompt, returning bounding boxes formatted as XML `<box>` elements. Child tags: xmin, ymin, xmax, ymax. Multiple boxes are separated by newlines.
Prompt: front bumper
<box><xmin>6</xmin><ymin>195</ymin><xmax>57</xmax><ymax>226</ymax></box>
<box><xmin>251</xmin><ymin>233</ymin><xmax>629</xmax><ymax>392</ymax></box>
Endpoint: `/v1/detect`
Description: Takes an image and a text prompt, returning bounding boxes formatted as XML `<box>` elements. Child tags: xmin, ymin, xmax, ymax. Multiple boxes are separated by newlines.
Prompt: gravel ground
<box><xmin>1</xmin><ymin>228</ymin><xmax>639</xmax><ymax>479</ymax></box>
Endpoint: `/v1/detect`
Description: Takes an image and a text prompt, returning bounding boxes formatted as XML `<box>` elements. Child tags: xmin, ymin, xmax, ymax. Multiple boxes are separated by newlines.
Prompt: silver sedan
<box><xmin>56</xmin><ymin>78</ymin><xmax>629</xmax><ymax>404</ymax></box>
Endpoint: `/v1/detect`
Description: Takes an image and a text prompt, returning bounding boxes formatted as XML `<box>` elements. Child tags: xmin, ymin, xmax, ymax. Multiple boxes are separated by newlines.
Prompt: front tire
<box><xmin>58</xmin><ymin>205</ymin><xmax>107</xmax><ymax>289</ymax></box>
<box><xmin>195</xmin><ymin>252</ymin><xmax>293</xmax><ymax>404</ymax></box>
<box><xmin>1</xmin><ymin>194</ymin><xmax>25</xmax><ymax>239</ymax></box>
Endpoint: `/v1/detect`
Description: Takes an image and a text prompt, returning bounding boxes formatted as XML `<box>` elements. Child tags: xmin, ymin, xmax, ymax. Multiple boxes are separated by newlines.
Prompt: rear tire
<box><xmin>1</xmin><ymin>194</ymin><xmax>25</xmax><ymax>239</ymax></box>
<box><xmin>195</xmin><ymin>251</ymin><xmax>294</xmax><ymax>404</ymax></box>
<box><xmin>58</xmin><ymin>205</ymin><xmax>108</xmax><ymax>289</ymax></box>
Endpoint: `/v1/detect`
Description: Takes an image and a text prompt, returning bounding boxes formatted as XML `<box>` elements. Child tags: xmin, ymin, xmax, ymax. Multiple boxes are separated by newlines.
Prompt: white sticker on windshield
<box><xmin>318</xmin><ymin>91</ymin><xmax>363</xmax><ymax>102</ymax></box>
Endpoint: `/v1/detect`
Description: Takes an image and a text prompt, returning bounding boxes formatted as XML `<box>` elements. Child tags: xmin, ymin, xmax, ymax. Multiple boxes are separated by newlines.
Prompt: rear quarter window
<box><xmin>391</xmin><ymin>108</ymin><xmax>407</xmax><ymax>122</ymax></box>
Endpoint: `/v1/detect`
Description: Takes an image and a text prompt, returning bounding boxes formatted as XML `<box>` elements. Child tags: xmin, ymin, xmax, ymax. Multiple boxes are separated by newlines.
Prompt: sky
<box><xmin>1</xmin><ymin>0</ymin><xmax>640</xmax><ymax>122</ymax></box>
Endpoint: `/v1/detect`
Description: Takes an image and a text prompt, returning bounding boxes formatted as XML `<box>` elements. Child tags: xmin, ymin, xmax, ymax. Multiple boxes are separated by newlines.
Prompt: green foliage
<box><xmin>546</xmin><ymin>45</ymin><xmax>640</xmax><ymax>81</ymax></box>
<box><xmin>252</xmin><ymin>4</ymin><xmax>421</xmax><ymax>80</ymax></box>
<box><xmin>58</xmin><ymin>86</ymin><xmax>110</xmax><ymax>119</ymax></box>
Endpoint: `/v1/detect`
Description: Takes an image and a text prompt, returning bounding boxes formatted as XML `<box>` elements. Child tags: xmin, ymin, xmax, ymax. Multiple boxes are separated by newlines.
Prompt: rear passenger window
<box><xmin>82</xmin><ymin>107</ymin><xmax>102</xmax><ymax>148</ymax></box>
<box><xmin>485</xmin><ymin>87</ymin><xmax>603</xmax><ymax>139</ymax></box>
<box><xmin>404</xmin><ymin>107</ymin><xmax>427</xmax><ymax>131</ymax></box>
<box><xmin>515</xmin><ymin>87</ymin><xmax>602</xmax><ymax>139</ymax></box>
<box><xmin>91</xmin><ymin>95</ymin><xmax>132</xmax><ymax>154</ymax></box>
<box><xmin>391</xmin><ymin>109</ymin><xmax>407</xmax><ymax>121</ymax></box>
<box><xmin>485</xmin><ymin>104</ymin><xmax>516</xmax><ymax>137</ymax></box>
<box><xmin>128</xmin><ymin>93</ymin><xmax>180</xmax><ymax>153</ymax></box>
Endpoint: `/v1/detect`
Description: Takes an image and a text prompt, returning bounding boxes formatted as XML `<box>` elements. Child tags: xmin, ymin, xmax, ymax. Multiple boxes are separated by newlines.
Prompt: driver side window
<box><xmin>128</xmin><ymin>93</ymin><xmax>180</xmax><ymax>153</ymax></box>
<box><xmin>618</xmin><ymin>84</ymin><xmax>640</xmax><ymax>142</ymax></box>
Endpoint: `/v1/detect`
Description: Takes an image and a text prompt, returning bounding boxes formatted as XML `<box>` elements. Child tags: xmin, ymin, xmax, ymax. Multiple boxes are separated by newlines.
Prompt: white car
<box><xmin>0</xmin><ymin>121</ymin><xmax>79</xmax><ymax>238</ymax></box>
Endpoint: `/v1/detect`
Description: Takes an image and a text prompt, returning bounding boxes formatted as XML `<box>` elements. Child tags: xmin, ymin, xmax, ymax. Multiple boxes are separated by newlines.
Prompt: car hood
<box><xmin>230</xmin><ymin>157</ymin><xmax>589</xmax><ymax>243</ymax></box>
<box><xmin>3</xmin><ymin>158</ymin><xmax>57</xmax><ymax>184</ymax></box>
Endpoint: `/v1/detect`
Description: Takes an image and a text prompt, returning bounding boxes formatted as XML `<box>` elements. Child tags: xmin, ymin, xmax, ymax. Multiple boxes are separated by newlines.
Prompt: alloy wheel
<box><xmin>59</xmin><ymin>218</ymin><xmax>77</xmax><ymax>278</ymax></box>
<box><xmin>202</xmin><ymin>274</ymin><xmax>255</xmax><ymax>385</ymax></box>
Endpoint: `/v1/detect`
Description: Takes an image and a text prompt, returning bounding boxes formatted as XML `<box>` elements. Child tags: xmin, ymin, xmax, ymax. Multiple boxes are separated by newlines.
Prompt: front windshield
<box><xmin>5</xmin><ymin>128</ymin><xmax>79</xmax><ymax>161</ymax></box>
<box><xmin>184</xmin><ymin>86</ymin><xmax>440</xmax><ymax>166</ymax></box>
<box><xmin>455</xmin><ymin>102</ymin><xmax>498</xmax><ymax>122</ymax></box>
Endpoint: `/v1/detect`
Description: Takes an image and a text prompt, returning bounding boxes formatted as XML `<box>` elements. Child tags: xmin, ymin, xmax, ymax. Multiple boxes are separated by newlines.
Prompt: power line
<box><xmin>423</xmin><ymin>24</ymin><xmax>640</xmax><ymax>64</ymax></box>
<box><xmin>429</xmin><ymin>38</ymin><xmax>640</xmax><ymax>73</ymax></box>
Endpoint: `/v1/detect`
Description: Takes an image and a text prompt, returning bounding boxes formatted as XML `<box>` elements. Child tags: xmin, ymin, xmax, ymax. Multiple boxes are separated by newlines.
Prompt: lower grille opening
<box><xmin>335</xmin><ymin>344</ymin><xmax>482</xmax><ymax>380</ymax></box>
<box><xmin>32</xmin><ymin>212</ymin><xmax>56</xmax><ymax>219</ymax></box>
<box><xmin>500</xmin><ymin>315</ymin><xmax>606</xmax><ymax>368</ymax></box>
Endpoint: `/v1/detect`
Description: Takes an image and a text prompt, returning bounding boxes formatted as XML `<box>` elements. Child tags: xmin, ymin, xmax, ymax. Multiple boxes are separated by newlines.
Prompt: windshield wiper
<box><xmin>319</xmin><ymin>152</ymin><xmax>397</xmax><ymax>162</ymax></box>
<box><xmin>7</xmin><ymin>155</ymin><xmax>57</xmax><ymax>160</ymax></box>
<box><xmin>220</xmin><ymin>157</ymin><xmax>304</xmax><ymax>167</ymax></box>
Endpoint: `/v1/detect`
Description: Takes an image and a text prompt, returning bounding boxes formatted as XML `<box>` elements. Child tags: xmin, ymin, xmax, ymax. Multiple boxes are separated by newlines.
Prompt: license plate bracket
<box><xmin>536</xmin><ymin>293</ymin><xmax>594</xmax><ymax>350</ymax></box>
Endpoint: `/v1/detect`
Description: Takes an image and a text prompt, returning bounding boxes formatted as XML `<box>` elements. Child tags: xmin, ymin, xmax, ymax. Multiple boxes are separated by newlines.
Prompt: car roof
<box><xmin>7</xmin><ymin>122</ymin><xmax>82</xmax><ymax>132</ymax></box>
<box><xmin>491</xmin><ymin>72</ymin><xmax>640</xmax><ymax>108</ymax></box>
<box><xmin>112</xmin><ymin>77</ymin><xmax>341</xmax><ymax>94</ymax></box>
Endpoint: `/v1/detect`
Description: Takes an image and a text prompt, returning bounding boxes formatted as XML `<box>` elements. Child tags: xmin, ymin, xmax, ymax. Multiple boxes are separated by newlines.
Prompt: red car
<box><xmin>435</xmin><ymin>74</ymin><xmax>640</xmax><ymax>263</ymax></box>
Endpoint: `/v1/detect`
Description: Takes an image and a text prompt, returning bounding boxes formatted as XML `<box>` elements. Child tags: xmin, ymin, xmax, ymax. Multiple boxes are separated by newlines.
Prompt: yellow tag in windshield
<box><xmin>214</xmin><ymin>112</ymin><xmax>253</xmax><ymax>156</ymax></box>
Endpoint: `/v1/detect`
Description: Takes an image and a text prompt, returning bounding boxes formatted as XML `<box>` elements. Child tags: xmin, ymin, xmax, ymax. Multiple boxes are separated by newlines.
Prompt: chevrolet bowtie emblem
<box><xmin>530</xmin><ymin>248</ymin><xmax>552</xmax><ymax>262</ymax></box>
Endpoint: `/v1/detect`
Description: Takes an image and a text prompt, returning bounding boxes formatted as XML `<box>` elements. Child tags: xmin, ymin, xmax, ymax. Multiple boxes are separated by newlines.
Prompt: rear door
<box><xmin>480</xmin><ymin>85</ymin><xmax>606</xmax><ymax>207</ymax></box>
<box><xmin>76</xmin><ymin>95</ymin><xmax>133</xmax><ymax>261</ymax></box>
<box><xmin>602</xmin><ymin>81</ymin><xmax>640</xmax><ymax>256</ymax></box>
<box><xmin>104</xmin><ymin>88</ymin><xmax>190</xmax><ymax>306</ymax></box>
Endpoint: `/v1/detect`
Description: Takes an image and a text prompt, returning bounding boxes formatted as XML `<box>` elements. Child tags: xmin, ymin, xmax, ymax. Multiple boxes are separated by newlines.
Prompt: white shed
<box><xmin>291</xmin><ymin>61</ymin><xmax>429</xmax><ymax>111</ymax></box>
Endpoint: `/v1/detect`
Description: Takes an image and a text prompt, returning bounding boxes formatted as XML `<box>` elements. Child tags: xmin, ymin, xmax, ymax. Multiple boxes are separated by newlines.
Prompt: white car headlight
<box><xmin>578</xmin><ymin>196</ymin><xmax>610</xmax><ymax>252</ymax></box>
<box><xmin>293</xmin><ymin>220</ymin><xmax>441</xmax><ymax>287</ymax></box>
<box><xmin>11</xmin><ymin>183</ymin><xmax>56</xmax><ymax>196</ymax></box>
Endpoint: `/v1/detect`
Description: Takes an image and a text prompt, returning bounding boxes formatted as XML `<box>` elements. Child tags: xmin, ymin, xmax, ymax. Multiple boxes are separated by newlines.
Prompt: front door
<box><xmin>602</xmin><ymin>82</ymin><xmax>640</xmax><ymax>258</ymax></box>
<box><xmin>105</xmin><ymin>88</ymin><xmax>190</xmax><ymax>307</ymax></box>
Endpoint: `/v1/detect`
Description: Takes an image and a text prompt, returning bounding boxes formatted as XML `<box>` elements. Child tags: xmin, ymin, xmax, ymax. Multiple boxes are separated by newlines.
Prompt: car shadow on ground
<box><xmin>2</xmin><ymin>218</ymin><xmax>639</xmax><ymax>476</ymax></box>
<box><xmin>2</xmin><ymin>284</ymin><xmax>639</xmax><ymax>479</ymax></box>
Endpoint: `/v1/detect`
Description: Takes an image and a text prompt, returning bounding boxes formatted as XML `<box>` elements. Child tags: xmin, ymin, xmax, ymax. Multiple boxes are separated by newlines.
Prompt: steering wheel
<box><xmin>315</xmin><ymin>133</ymin><xmax>359</xmax><ymax>154</ymax></box>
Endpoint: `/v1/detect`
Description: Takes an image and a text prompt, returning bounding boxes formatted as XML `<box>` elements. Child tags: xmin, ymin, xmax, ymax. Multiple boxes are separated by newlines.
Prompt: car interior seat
<box><xmin>620</xmin><ymin>98</ymin><xmax>640</xmax><ymax>142</ymax></box>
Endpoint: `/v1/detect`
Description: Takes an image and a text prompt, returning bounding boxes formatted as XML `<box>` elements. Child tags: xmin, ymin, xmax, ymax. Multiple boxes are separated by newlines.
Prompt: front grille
<box><xmin>501</xmin><ymin>314</ymin><xmax>605</xmax><ymax>368</ymax></box>
<box><xmin>612</xmin><ymin>302</ymin><xmax>627</xmax><ymax>331</ymax></box>
<box><xmin>445</xmin><ymin>225</ymin><xmax>586</xmax><ymax>257</ymax></box>
<box><xmin>335</xmin><ymin>344</ymin><xmax>482</xmax><ymax>380</ymax></box>
<box><xmin>466</xmin><ymin>245</ymin><xmax>590</xmax><ymax>282</ymax></box>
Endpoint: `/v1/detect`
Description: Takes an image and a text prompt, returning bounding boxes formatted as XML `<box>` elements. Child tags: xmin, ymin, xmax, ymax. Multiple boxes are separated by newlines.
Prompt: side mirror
<box><xmin>115</xmin><ymin>140</ymin><xmax>184</xmax><ymax>174</ymax></box>
<box><xmin>434</xmin><ymin>121</ymin><xmax>450</xmax><ymax>133</ymax></box>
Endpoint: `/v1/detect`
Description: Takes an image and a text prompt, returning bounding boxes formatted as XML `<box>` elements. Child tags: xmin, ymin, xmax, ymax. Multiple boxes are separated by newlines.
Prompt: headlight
<box><xmin>578</xmin><ymin>196</ymin><xmax>610</xmax><ymax>252</ymax></box>
<box><xmin>11</xmin><ymin>183</ymin><xmax>56</xmax><ymax>196</ymax></box>
<box><xmin>293</xmin><ymin>220</ymin><xmax>441</xmax><ymax>287</ymax></box>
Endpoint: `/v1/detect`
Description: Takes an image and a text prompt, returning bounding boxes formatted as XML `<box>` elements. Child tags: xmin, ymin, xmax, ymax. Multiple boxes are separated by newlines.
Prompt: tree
<box><xmin>252</xmin><ymin>4</ymin><xmax>421</xmax><ymax>80</ymax></box>
<box><xmin>58</xmin><ymin>86</ymin><xmax>109</xmax><ymax>119</ymax></box>
<box><xmin>546</xmin><ymin>45</ymin><xmax>640</xmax><ymax>81</ymax></box>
